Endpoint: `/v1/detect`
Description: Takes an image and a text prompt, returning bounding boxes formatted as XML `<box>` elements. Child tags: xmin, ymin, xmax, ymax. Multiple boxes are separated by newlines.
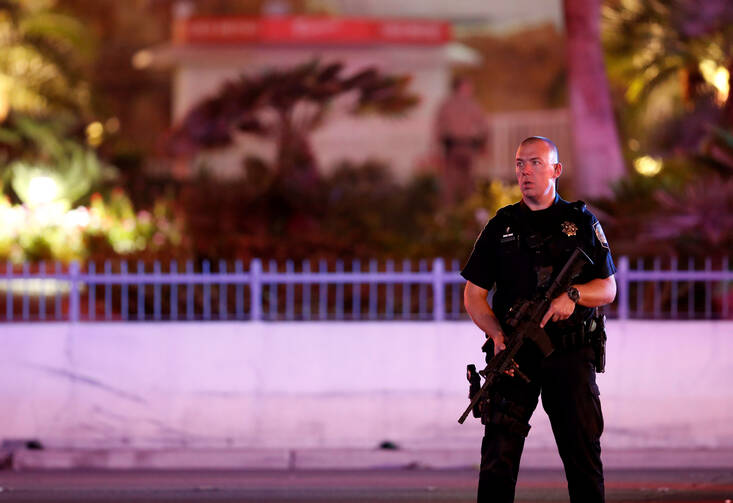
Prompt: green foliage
<box><xmin>0</xmin><ymin>2</ymin><xmax>188</xmax><ymax>263</ymax></box>
<box><xmin>595</xmin><ymin>156</ymin><xmax>733</xmax><ymax>257</ymax></box>
<box><xmin>0</xmin><ymin>189</ymin><xmax>188</xmax><ymax>263</ymax></box>
<box><xmin>0</xmin><ymin>0</ymin><xmax>94</xmax><ymax>119</ymax></box>
<box><xmin>701</xmin><ymin>126</ymin><xmax>733</xmax><ymax>177</ymax></box>
<box><xmin>0</xmin><ymin>1</ymin><xmax>107</xmax><ymax>231</ymax></box>
<box><xmin>603</xmin><ymin>0</ymin><xmax>733</xmax><ymax>151</ymax></box>
<box><xmin>0</xmin><ymin>114</ymin><xmax>114</xmax><ymax>206</ymax></box>
<box><xmin>414</xmin><ymin>179</ymin><xmax>521</xmax><ymax>258</ymax></box>
<box><xmin>177</xmin><ymin>159</ymin><xmax>519</xmax><ymax>261</ymax></box>
<box><xmin>598</xmin><ymin>0</ymin><xmax>733</xmax><ymax>257</ymax></box>
<box><xmin>319</xmin><ymin>161</ymin><xmax>440</xmax><ymax>258</ymax></box>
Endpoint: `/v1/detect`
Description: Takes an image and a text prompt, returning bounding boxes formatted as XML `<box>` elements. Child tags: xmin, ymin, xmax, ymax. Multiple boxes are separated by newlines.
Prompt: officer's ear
<box><xmin>553</xmin><ymin>162</ymin><xmax>563</xmax><ymax>180</ymax></box>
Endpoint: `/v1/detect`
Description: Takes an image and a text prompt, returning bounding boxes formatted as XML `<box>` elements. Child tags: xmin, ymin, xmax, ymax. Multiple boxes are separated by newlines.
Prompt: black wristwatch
<box><xmin>567</xmin><ymin>286</ymin><xmax>580</xmax><ymax>303</ymax></box>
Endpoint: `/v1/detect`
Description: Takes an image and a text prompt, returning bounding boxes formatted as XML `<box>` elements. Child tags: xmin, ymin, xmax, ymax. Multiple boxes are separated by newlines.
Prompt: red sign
<box><xmin>174</xmin><ymin>16</ymin><xmax>452</xmax><ymax>46</ymax></box>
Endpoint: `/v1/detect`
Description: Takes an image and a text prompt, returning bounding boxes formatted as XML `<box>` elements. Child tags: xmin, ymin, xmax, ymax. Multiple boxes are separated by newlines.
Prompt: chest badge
<box><xmin>561</xmin><ymin>221</ymin><xmax>578</xmax><ymax>237</ymax></box>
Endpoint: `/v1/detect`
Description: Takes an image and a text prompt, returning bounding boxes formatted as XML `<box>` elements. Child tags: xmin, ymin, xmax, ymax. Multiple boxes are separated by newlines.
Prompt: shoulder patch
<box><xmin>593</xmin><ymin>221</ymin><xmax>609</xmax><ymax>249</ymax></box>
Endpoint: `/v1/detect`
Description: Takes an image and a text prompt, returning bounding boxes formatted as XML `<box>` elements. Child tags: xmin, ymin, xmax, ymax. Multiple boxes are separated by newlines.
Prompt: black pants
<box><xmin>477</xmin><ymin>345</ymin><xmax>605</xmax><ymax>503</ymax></box>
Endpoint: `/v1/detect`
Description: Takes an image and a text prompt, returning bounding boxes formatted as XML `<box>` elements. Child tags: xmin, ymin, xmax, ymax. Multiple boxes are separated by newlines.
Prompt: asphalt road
<box><xmin>0</xmin><ymin>468</ymin><xmax>732</xmax><ymax>502</ymax></box>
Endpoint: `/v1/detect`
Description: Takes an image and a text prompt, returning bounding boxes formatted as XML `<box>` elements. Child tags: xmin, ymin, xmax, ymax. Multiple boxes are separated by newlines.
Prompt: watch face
<box><xmin>568</xmin><ymin>287</ymin><xmax>580</xmax><ymax>302</ymax></box>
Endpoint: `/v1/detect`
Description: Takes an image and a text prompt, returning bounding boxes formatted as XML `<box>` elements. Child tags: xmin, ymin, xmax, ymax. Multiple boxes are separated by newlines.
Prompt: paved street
<box><xmin>0</xmin><ymin>468</ymin><xmax>731</xmax><ymax>502</ymax></box>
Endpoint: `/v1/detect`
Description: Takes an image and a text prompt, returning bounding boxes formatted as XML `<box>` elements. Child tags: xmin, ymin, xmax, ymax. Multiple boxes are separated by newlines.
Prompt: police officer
<box><xmin>461</xmin><ymin>136</ymin><xmax>617</xmax><ymax>503</ymax></box>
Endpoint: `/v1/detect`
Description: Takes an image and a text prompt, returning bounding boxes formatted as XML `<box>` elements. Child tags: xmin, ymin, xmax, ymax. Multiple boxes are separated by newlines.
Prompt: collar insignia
<box><xmin>561</xmin><ymin>221</ymin><xmax>578</xmax><ymax>237</ymax></box>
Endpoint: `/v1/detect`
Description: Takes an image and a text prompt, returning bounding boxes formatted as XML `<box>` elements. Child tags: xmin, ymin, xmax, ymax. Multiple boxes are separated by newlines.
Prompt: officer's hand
<box><xmin>490</xmin><ymin>332</ymin><xmax>506</xmax><ymax>356</ymax></box>
<box><xmin>490</xmin><ymin>332</ymin><xmax>516</xmax><ymax>377</ymax></box>
<box><xmin>540</xmin><ymin>293</ymin><xmax>576</xmax><ymax>328</ymax></box>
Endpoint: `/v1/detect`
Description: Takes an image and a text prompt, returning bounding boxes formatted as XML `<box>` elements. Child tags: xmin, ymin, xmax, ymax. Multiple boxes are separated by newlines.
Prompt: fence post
<box><xmin>250</xmin><ymin>258</ymin><xmax>262</xmax><ymax>321</ymax></box>
<box><xmin>69</xmin><ymin>261</ymin><xmax>80</xmax><ymax>323</ymax></box>
<box><xmin>617</xmin><ymin>256</ymin><xmax>629</xmax><ymax>321</ymax></box>
<box><xmin>432</xmin><ymin>258</ymin><xmax>445</xmax><ymax>321</ymax></box>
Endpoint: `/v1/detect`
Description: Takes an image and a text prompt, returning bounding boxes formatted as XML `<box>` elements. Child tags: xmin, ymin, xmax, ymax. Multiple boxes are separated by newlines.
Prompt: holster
<box><xmin>481</xmin><ymin>337</ymin><xmax>495</xmax><ymax>365</ymax></box>
<box><xmin>480</xmin><ymin>390</ymin><xmax>532</xmax><ymax>437</ymax></box>
<box><xmin>466</xmin><ymin>364</ymin><xmax>482</xmax><ymax>418</ymax></box>
<box><xmin>465</xmin><ymin>337</ymin><xmax>498</xmax><ymax>419</ymax></box>
<box><xmin>550</xmin><ymin>311</ymin><xmax>606</xmax><ymax>373</ymax></box>
<box><xmin>588</xmin><ymin>311</ymin><xmax>607</xmax><ymax>373</ymax></box>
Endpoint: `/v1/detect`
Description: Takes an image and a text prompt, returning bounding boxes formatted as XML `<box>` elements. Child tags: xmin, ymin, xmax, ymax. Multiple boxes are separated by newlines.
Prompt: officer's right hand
<box><xmin>490</xmin><ymin>332</ymin><xmax>506</xmax><ymax>356</ymax></box>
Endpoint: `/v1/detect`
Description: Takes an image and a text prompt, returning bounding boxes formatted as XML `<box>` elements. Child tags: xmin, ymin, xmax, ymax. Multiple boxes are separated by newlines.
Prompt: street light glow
<box><xmin>132</xmin><ymin>49</ymin><xmax>153</xmax><ymax>69</ymax></box>
<box><xmin>699</xmin><ymin>59</ymin><xmax>730</xmax><ymax>104</ymax></box>
<box><xmin>634</xmin><ymin>156</ymin><xmax>663</xmax><ymax>177</ymax></box>
<box><xmin>27</xmin><ymin>175</ymin><xmax>60</xmax><ymax>206</ymax></box>
<box><xmin>86</xmin><ymin>121</ymin><xmax>104</xmax><ymax>147</ymax></box>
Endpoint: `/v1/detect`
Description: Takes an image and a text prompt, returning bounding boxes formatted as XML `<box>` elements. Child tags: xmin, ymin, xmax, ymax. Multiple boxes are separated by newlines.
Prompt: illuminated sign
<box><xmin>174</xmin><ymin>17</ymin><xmax>452</xmax><ymax>46</ymax></box>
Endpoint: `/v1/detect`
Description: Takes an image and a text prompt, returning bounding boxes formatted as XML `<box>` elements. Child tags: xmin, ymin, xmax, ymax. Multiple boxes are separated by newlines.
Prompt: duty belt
<box><xmin>550</xmin><ymin>322</ymin><xmax>592</xmax><ymax>350</ymax></box>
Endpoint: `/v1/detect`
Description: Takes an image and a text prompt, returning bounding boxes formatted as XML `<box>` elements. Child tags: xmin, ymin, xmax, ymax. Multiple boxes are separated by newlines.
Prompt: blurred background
<box><xmin>0</xmin><ymin>0</ymin><xmax>731</xmax><ymax>473</ymax></box>
<box><xmin>1</xmin><ymin>0</ymin><xmax>731</xmax><ymax>265</ymax></box>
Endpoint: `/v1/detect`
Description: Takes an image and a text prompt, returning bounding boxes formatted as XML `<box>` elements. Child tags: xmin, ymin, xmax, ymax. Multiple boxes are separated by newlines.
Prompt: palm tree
<box><xmin>169</xmin><ymin>60</ymin><xmax>419</xmax><ymax>187</ymax></box>
<box><xmin>603</xmin><ymin>0</ymin><xmax>733</xmax><ymax>151</ymax></box>
<box><xmin>0</xmin><ymin>0</ymin><xmax>93</xmax><ymax>122</ymax></box>
<box><xmin>0</xmin><ymin>0</ymin><xmax>99</xmax><ymax>196</ymax></box>
<box><xmin>563</xmin><ymin>0</ymin><xmax>626</xmax><ymax>198</ymax></box>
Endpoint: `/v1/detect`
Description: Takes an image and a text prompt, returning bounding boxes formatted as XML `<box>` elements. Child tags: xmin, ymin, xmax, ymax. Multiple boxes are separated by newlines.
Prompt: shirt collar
<box><xmin>519</xmin><ymin>192</ymin><xmax>560</xmax><ymax>213</ymax></box>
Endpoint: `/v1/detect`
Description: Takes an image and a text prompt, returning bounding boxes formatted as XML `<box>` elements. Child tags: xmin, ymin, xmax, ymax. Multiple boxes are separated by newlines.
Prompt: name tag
<box><xmin>500</xmin><ymin>233</ymin><xmax>516</xmax><ymax>244</ymax></box>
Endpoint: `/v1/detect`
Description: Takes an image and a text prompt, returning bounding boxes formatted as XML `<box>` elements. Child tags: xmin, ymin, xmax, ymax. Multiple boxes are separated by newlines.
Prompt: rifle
<box><xmin>458</xmin><ymin>247</ymin><xmax>593</xmax><ymax>424</ymax></box>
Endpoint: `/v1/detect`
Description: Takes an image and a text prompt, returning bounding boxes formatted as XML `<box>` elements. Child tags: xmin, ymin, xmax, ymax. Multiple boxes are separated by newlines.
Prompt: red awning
<box><xmin>173</xmin><ymin>16</ymin><xmax>452</xmax><ymax>46</ymax></box>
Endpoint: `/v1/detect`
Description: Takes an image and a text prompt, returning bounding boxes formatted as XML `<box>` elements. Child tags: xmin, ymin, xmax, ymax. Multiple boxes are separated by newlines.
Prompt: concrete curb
<box><xmin>8</xmin><ymin>447</ymin><xmax>733</xmax><ymax>471</ymax></box>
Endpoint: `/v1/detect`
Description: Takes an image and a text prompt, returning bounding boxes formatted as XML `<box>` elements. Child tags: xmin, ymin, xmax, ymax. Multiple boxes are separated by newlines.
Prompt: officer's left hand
<box><xmin>540</xmin><ymin>293</ymin><xmax>576</xmax><ymax>328</ymax></box>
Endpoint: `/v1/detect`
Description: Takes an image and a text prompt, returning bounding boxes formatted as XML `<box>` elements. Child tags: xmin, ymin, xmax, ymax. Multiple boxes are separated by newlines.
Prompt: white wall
<box><xmin>1</xmin><ymin>321</ymin><xmax>731</xmax><ymax>450</ymax></box>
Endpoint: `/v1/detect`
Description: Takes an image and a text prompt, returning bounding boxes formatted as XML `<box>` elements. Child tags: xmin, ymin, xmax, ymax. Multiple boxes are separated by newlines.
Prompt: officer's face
<box><xmin>515</xmin><ymin>141</ymin><xmax>561</xmax><ymax>201</ymax></box>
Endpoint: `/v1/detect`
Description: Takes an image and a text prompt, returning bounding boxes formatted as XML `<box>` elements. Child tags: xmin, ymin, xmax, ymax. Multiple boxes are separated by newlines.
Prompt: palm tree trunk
<box><xmin>275</xmin><ymin>108</ymin><xmax>319</xmax><ymax>189</ymax></box>
<box><xmin>564</xmin><ymin>0</ymin><xmax>625</xmax><ymax>199</ymax></box>
<box><xmin>724</xmin><ymin>59</ymin><xmax>733</xmax><ymax>127</ymax></box>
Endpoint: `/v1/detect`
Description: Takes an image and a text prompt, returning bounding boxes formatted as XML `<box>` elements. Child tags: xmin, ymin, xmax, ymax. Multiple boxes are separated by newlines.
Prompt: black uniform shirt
<box><xmin>461</xmin><ymin>194</ymin><xmax>616</xmax><ymax>337</ymax></box>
